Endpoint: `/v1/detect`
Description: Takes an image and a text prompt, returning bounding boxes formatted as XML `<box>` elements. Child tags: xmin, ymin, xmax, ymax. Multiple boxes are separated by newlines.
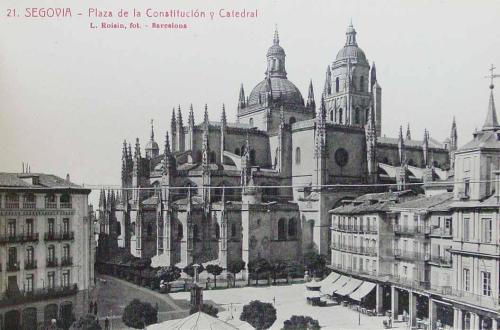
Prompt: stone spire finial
<box><xmin>323</xmin><ymin>65</ymin><xmax>332</xmax><ymax>95</ymax></box>
<box><xmin>164</xmin><ymin>131</ymin><xmax>171</xmax><ymax>155</ymax></box>
<box><xmin>221</xmin><ymin>103</ymin><xmax>227</xmax><ymax>126</ymax></box>
<box><xmin>406</xmin><ymin>123</ymin><xmax>411</xmax><ymax>140</ymax></box>
<box><xmin>150</xmin><ymin>119</ymin><xmax>155</xmax><ymax>141</ymax></box>
<box><xmin>134</xmin><ymin>138</ymin><xmax>141</xmax><ymax>159</ymax></box>
<box><xmin>176</xmin><ymin>105</ymin><xmax>183</xmax><ymax>127</ymax></box>
<box><xmin>450</xmin><ymin>117</ymin><xmax>458</xmax><ymax>150</ymax></box>
<box><xmin>345</xmin><ymin>21</ymin><xmax>357</xmax><ymax>46</ymax></box>
<box><xmin>306</xmin><ymin>80</ymin><xmax>316</xmax><ymax>109</ymax></box>
<box><xmin>188</xmin><ymin>104</ymin><xmax>195</xmax><ymax>127</ymax></box>
<box><xmin>170</xmin><ymin>108</ymin><xmax>177</xmax><ymax>131</ymax></box>
<box><xmin>273</xmin><ymin>25</ymin><xmax>279</xmax><ymax>45</ymax></box>
<box><xmin>238</xmin><ymin>84</ymin><xmax>246</xmax><ymax>110</ymax></box>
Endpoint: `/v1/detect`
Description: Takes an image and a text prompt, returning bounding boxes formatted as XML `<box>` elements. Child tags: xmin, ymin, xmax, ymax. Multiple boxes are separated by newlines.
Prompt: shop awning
<box><xmin>325</xmin><ymin>275</ymin><xmax>350</xmax><ymax>295</ymax></box>
<box><xmin>305</xmin><ymin>279</ymin><xmax>321</xmax><ymax>289</ymax></box>
<box><xmin>349</xmin><ymin>281</ymin><xmax>376</xmax><ymax>301</ymax></box>
<box><xmin>319</xmin><ymin>272</ymin><xmax>341</xmax><ymax>295</ymax></box>
<box><xmin>335</xmin><ymin>278</ymin><xmax>363</xmax><ymax>296</ymax></box>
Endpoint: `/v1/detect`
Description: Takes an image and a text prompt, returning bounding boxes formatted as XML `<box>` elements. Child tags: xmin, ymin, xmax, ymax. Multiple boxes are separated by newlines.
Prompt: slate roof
<box><xmin>458</xmin><ymin>130</ymin><xmax>500</xmax><ymax>152</ymax></box>
<box><xmin>0</xmin><ymin>173</ymin><xmax>84</xmax><ymax>190</ymax></box>
<box><xmin>330</xmin><ymin>200</ymin><xmax>396</xmax><ymax>215</ymax></box>
<box><xmin>390</xmin><ymin>192</ymin><xmax>453</xmax><ymax>210</ymax></box>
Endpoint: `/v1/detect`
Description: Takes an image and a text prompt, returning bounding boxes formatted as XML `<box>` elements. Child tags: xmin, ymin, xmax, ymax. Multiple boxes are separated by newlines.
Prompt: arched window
<box><xmin>250</xmin><ymin>149</ymin><xmax>256</xmax><ymax>165</ymax></box>
<box><xmin>249</xmin><ymin>118</ymin><xmax>254</xmax><ymax>127</ymax></box>
<box><xmin>289</xmin><ymin>117</ymin><xmax>296</xmax><ymax>125</ymax></box>
<box><xmin>214</xmin><ymin>222</ymin><xmax>220</xmax><ymax>240</ymax></box>
<box><xmin>288</xmin><ymin>218</ymin><xmax>297</xmax><ymax>238</ymax></box>
<box><xmin>335</xmin><ymin>77</ymin><xmax>340</xmax><ymax>93</ymax></box>
<box><xmin>355</xmin><ymin>107</ymin><xmax>360</xmax><ymax>124</ymax></box>
<box><xmin>177</xmin><ymin>223</ymin><xmax>183</xmax><ymax>240</ymax></box>
<box><xmin>278</xmin><ymin>218</ymin><xmax>286</xmax><ymax>240</ymax></box>
<box><xmin>234</xmin><ymin>148</ymin><xmax>240</xmax><ymax>156</ymax></box>
<box><xmin>193</xmin><ymin>224</ymin><xmax>199</xmax><ymax>241</ymax></box>
<box><xmin>339</xmin><ymin>108</ymin><xmax>343</xmax><ymax>124</ymax></box>
<box><xmin>360</xmin><ymin>76</ymin><xmax>364</xmax><ymax>92</ymax></box>
<box><xmin>295</xmin><ymin>147</ymin><xmax>301</xmax><ymax>165</ymax></box>
<box><xmin>209</xmin><ymin>151</ymin><xmax>217</xmax><ymax>163</ymax></box>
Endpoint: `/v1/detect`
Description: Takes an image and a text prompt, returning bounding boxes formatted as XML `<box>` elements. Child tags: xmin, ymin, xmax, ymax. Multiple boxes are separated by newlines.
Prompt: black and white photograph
<box><xmin>1</xmin><ymin>0</ymin><xmax>500</xmax><ymax>329</ymax></box>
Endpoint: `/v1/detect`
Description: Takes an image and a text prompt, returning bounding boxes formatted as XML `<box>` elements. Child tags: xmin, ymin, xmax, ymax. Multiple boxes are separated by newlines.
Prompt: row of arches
<box><xmin>1</xmin><ymin>302</ymin><xmax>72</xmax><ymax>330</ymax></box>
<box><xmin>334</xmin><ymin>75</ymin><xmax>365</xmax><ymax>93</ymax></box>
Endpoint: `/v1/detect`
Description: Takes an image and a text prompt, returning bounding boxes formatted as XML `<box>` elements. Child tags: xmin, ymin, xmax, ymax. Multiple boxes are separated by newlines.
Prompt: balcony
<box><xmin>430</xmin><ymin>227</ymin><xmax>452</xmax><ymax>237</ymax></box>
<box><xmin>24</xmin><ymin>259</ymin><xmax>37</xmax><ymax>270</ymax></box>
<box><xmin>0</xmin><ymin>233</ymin><xmax>40</xmax><ymax>244</ymax></box>
<box><xmin>429</xmin><ymin>255</ymin><xmax>452</xmax><ymax>267</ymax></box>
<box><xmin>59</xmin><ymin>202</ymin><xmax>72</xmax><ymax>209</ymax></box>
<box><xmin>46</xmin><ymin>258</ymin><xmax>59</xmax><ymax>268</ymax></box>
<box><xmin>61</xmin><ymin>257</ymin><xmax>73</xmax><ymax>267</ymax></box>
<box><xmin>7</xmin><ymin>261</ymin><xmax>20</xmax><ymax>272</ymax></box>
<box><xmin>5</xmin><ymin>201</ymin><xmax>20</xmax><ymax>209</ymax></box>
<box><xmin>45</xmin><ymin>201</ymin><xmax>57</xmax><ymax>209</ymax></box>
<box><xmin>44</xmin><ymin>231</ymin><xmax>74</xmax><ymax>242</ymax></box>
<box><xmin>0</xmin><ymin>284</ymin><xmax>78</xmax><ymax>308</ymax></box>
<box><xmin>393</xmin><ymin>249</ymin><xmax>429</xmax><ymax>261</ymax></box>
<box><xmin>391</xmin><ymin>274</ymin><xmax>430</xmax><ymax>291</ymax></box>
<box><xmin>429</xmin><ymin>286</ymin><xmax>500</xmax><ymax>310</ymax></box>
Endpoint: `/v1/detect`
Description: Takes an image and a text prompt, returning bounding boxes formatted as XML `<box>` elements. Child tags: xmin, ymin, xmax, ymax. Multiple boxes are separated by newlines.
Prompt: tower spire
<box><xmin>273</xmin><ymin>25</ymin><xmax>279</xmax><ymax>45</ymax></box>
<box><xmin>306</xmin><ymin>79</ymin><xmax>316</xmax><ymax>109</ymax></box>
<box><xmin>483</xmin><ymin>64</ymin><xmax>500</xmax><ymax>131</ymax></box>
<box><xmin>238</xmin><ymin>84</ymin><xmax>246</xmax><ymax>110</ymax></box>
<box><xmin>150</xmin><ymin>119</ymin><xmax>155</xmax><ymax>141</ymax></box>
<box><xmin>188</xmin><ymin>104</ymin><xmax>195</xmax><ymax>127</ymax></box>
<box><xmin>406</xmin><ymin>123</ymin><xmax>411</xmax><ymax>140</ymax></box>
<box><xmin>221</xmin><ymin>103</ymin><xmax>227</xmax><ymax>125</ymax></box>
<box><xmin>323</xmin><ymin>65</ymin><xmax>332</xmax><ymax>96</ymax></box>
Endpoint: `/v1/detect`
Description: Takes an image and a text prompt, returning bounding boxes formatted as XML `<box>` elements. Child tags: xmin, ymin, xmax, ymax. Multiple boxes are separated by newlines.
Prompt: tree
<box><xmin>240</xmin><ymin>300</ymin><xmax>276</xmax><ymax>330</ymax></box>
<box><xmin>70</xmin><ymin>314</ymin><xmax>101</xmax><ymax>330</ymax></box>
<box><xmin>282</xmin><ymin>315</ymin><xmax>320</xmax><ymax>330</ymax></box>
<box><xmin>270</xmin><ymin>260</ymin><xmax>288</xmax><ymax>285</ymax></box>
<box><xmin>183</xmin><ymin>263</ymin><xmax>205</xmax><ymax>279</ymax></box>
<box><xmin>205</xmin><ymin>264</ymin><xmax>224</xmax><ymax>288</ymax></box>
<box><xmin>227</xmin><ymin>259</ymin><xmax>246</xmax><ymax>287</ymax></box>
<box><xmin>189</xmin><ymin>304</ymin><xmax>219</xmax><ymax>317</ymax></box>
<box><xmin>156</xmin><ymin>265</ymin><xmax>181</xmax><ymax>282</ymax></box>
<box><xmin>248</xmin><ymin>258</ymin><xmax>271</xmax><ymax>285</ymax></box>
<box><xmin>122</xmin><ymin>299</ymin><xmax>158</xmax><ymax>329</ymax></box>
<box><xmin>302</xmin><ymin>251</ymin><xmax>327</xmax><ymax>277</ymax></box>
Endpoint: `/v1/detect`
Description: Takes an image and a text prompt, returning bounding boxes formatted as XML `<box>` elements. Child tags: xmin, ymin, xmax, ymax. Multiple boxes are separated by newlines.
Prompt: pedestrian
<box><xmin>93</xmin><ymin>301</ymin><xmax>98</xmax><ymax>315</ymax></box>
<box><xmin>89</xmin><ymin>301</ymin><xmax>93</xmax><ymax>313</ymax></box>
<box><xmin>104</xmin><ymin>316</ymin><xmax>110</xmax><ymax>330</ymax></box>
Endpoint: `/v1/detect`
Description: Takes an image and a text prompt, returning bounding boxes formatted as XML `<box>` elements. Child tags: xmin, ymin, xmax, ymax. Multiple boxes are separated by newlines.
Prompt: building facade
<box><xmin>329</xmin><ymin>82</ymin><xmax>500</xmax><ymax>330</ymax></box>
<box><xmin>99</xmin><ymin>24</ymin><xmax>455</xmax><ymax>274</ymax></box>
<box><xmin>0</xmin><ymin>173</ymin><xmax>94</xmax><ymax>330</ymax></box>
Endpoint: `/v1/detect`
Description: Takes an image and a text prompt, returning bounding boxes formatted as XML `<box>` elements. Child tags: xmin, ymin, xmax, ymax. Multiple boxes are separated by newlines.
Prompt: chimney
<box><xmin>66</xmin><ymin>173</ymin><xmax>70</xmax><ymax>182</ymax></box>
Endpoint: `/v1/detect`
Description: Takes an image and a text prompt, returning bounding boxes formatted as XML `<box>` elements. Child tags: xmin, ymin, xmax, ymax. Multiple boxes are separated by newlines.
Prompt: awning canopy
<box><xmin>326</xmin><ymin>275</ymin><xmax>350</xmax><ymax>295</ymax></box>
<box><xmin>349</xmin><ymin>281</ymin><xmax>376</xmax><ymax>301</ymax></box>
<box><xmin>305</xmin><ymin>279</ymin><xmax>321</xmax><ymax>289</ymax></box>
<box><xmin>335</xmin><ymin>278</ymin><xmax>363</xmax><ymax>296</ymax></box>
<box><xmin>320</xmin><ymin>272</ymin><xmax>342</xmax><ymax>295</ymax></box>
<box><xmin>305</xmin><ymin>290</ymin><xmax>322</xmax><ymax>299</ymax></box>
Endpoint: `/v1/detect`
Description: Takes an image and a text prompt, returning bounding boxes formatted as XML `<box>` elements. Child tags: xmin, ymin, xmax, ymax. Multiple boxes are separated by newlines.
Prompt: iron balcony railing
<box><xmin>24</xmin><ymin>259</ymin><xmax>37</xmax><ymax>270</ymax></box>
<box><xmin>45</xmin><ymin>201</ymin><xmax>57</xmax><ymax>209</ymax></box>
<box><xmin>6</xmin><ymin>261</ymin><xmax>20</xmax><ymax>272</ymax></box>
<box><xmin>0</xmin><ymin>284</ymin><xmax>78</xmax><ymax>308</ymax></box>
<box><xmin>0</xmin><ymin>233</ymin><xmax>39</xmax><ymax>244</ymax></box>
<box><xmin>393</xmin><ymin>249</ymin><xmax>430</xmax><ymax>261</ymax></box>
<box><xmin>46</xmin><ymin>257</ymin><xmax>59</xmax><ymax>268</ymax></box>
<box><xmin>59</xmin><ymin>202</ymin><xmax>72</xmax><ymax>209</ymax></box>
<box><xmin>4</xmin><ymin>201</ymin><xmax>20</xmax><ymax>209</ymax></box>
<box><xmin>393</xmin><ymin>225</ymin><xmax>430</xmax><ymax>235</ymax></box>
<box><xmin>61</xmin><ymin>257</ymin><xmax>73</xmax><ymax>267</ymax></box>
<box><xmin>44</xmin><ymin>231</ymin><xmax>74</xmax><ymax>241</ymax></box>
<box><xmin>23</xmin><ymin>202</ymin><xmax>36</xmax><ymax>209</ymax></box>
<box><xmin>430</xmin><ymin>227</ymin><xmax>452</xmax><ymax>237</ymax></box>
<box><xmin>430</xmin><ymin>254</ymin><xmax>452</xmax><ymax>266</ymax></box>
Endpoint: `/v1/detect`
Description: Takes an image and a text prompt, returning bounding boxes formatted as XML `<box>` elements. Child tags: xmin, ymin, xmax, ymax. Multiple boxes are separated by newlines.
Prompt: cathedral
<box><xmin>98</xmin><ymin>24</ymin><xmax>456</xmax><ymax>270</ymax></box>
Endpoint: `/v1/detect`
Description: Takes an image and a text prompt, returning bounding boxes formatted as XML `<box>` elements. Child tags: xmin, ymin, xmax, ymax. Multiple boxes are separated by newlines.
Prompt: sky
<box><xmin>1</xmin><ymin>0</ymin><xmax>500</xmax><ymax>204</ymax></box>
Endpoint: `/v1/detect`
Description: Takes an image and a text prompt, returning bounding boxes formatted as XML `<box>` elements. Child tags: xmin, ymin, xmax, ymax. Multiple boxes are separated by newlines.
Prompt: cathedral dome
<box><xmin>247</xmin><ymin>77</ymin><xmax>304</xmax><ymax>107</ymax></box>
<box><xmin>334</xmin><ymin>23</ymin><xmax>368</xmax><ymax>65</ymax></box>
<box><xmin>267</xmin><ymin>43</ymin><xmax>285</xmax><ymax>57</ymax></box>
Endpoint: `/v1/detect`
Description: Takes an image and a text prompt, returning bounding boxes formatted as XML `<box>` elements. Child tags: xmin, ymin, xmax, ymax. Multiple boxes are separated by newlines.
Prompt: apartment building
<box><xmin>0</xmin><ymin>173</ymin><xmax>94</xmax><ymax>330</ymax></box>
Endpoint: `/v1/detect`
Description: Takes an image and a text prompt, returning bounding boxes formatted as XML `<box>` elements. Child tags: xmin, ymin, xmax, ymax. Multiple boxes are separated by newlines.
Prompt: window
<box><xmin>355</xmin><ymin>107</ymin><xmax>360</xmax><ymax>124</ymax></box>
<box><xmin>464</xmin><ymin>179</ymin><xmax>470</xmax><ymax>197</ymax></box>
<box><xmin>48</xmin><ymin>271</ymin><xmax>55</xmax><ymax>289</ymax></box>
<box><xmin>231</xmin><ymin>223</ymin><xmax>237</xmax><ymax>238</ymax></box>
<box><xmin>210</xmin><ymin>151</ymin><xmax>217</xmax><ymax>163</ymax></box>
<box><xmin>193</xmin><ymin>225</ymin><xmax>199</xmax><ymax>241</ymax></box>
<box><xmin>463</xmin><ymin>268</ymin><xmax>470</xmax><ymax>291</ymax></box>
<box><xmin>8</xmin><ymin>219</ymin><xmax>16</xmax><ymax>238</ymax></box>
<box><xmin>339</xmin><ymin>108</ymin><xmax>343</xmax><ymax>124</ymax></box>
<box><xmin>48</xmin><ymin>245</ymin><xmax>55</xmax><ymax>262</ymax></box>
<box><xmin>8</xmin><ymin>247</ymin><xmax>17</xmax><ymax>266</ymax></box>
<box><xmin>234</xmin><ymin>148</ymin><xmax>240</xmax><ymax>156</ymax></box>
<box><xmin>360</xmin><ymin>76</ymin><xmax>364</xmax><ymax>92</ymax></box>
<box><xmin>289</xmin><ymin>117</ymin><xmax>296</xmax><ymax>125</ymax></box>
<box><xmin>481</xmin><ymin>271</ymin><xmax>491</xmax><ymax>296</ymax></box>
<box><xmin>295</xmin><ymin>147</ymin><xmax>301</xmax><ymax>165</ymax></box>
<box><xmin>288</xmin><ymin>218</ymin><xmax>297</xmax><ymax>238</ymax></box>
<box><xmin>249</xmin><ymin>118</ymin><xmax>254</xmax><ymax>127</ymax></box>
<box><xmin>26</xmin><ymin>246</ymin><xmax>34</xmax><ymax>264</ymax></box>
<box><xmin>63</xmin><ymin>218</ymin><xmax>69</xmax><ymax>234</ymax></box>
<box><xmin>403</xmin><ymin>266</ymin><xmax>408</xmax><ymax>278</ymax></box>
<box><xmin>335</xmin><ymin>77</ymin><xmax>340</xmax><ymax>93</ymax></box>
<box><xmin>214</xmin><ymin>223</ymin><xmax>220</xmax><ymax>240</ymax></box>
<box><xmin>26</xmin><ymin>219</ymin><xmax>34</xmax><ymax>236</ymax></box>
<box><xmin>278</xmin><ymin>218</ymin><xmax>286</xmax><ymax>240</ymax></box>
<box><xmin>48</xmin><ymin>218</ymin><xmax>55</xmax><ymax>235</ymax></box>
<box><xmin>177</xmin><ymin>223</ymin><xmax>183</xmax><ymax>240</ymax></box>
<box><xmin>481</xmin><ymin>218</ymin><xmax>492</xmax><ymax>243</ymax></box>
<box><xmin>25</xmin><ymin>275</ymin><xmax>34</xmax><ymax>293</ymax></box>
<box><xmin>63</xmin><ymin>244</ymin><xmax>70</xmax><ymax>259</ymax></box>
<box><xmin>147</xmin><ymin>224</ymin><xmax>153</xmax><ymax>237</ymax></box>
<box><xmin>463</xmin><ymin>217</ymin><xmax>470</xmax><ymax>241</ymax></box>
<box><xmin>250</xmin><ymin>149</ymin><xmax>256</xmax><ymax>165</ymax></box>
<box><xmin>62</xmin><ymin>271</ymin><xmax>70</xmax><ymax>287</ymax></box>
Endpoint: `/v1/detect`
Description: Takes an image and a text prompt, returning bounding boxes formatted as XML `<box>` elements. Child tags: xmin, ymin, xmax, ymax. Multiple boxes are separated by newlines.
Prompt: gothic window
<box><xmin>249</xmin><ymin>118</ymin><xmax>254</xmax><ymax>127</ymax></box>
<box><xmin>289</xmin><ymin>117</ymin><xmax>296</xmax><ymax>125</ymax></box>
<box><xmin>335</xmin><ymin>77</ymin><xmax>340</xmax><ymax>93</ymax></box>
<box><xmin>288</xmin><ymin>218</ymin><xmax>297</xmax><ymax>238</ymax></box>
<box><xmin>360</xmin><ymin>76</ymin><xmax>364</xmax><ymax>92</ymax></box>
<box><xmin>295</xmin><ymin>147</ymin><xmax>301</xmax><ymax>165</ymax></box>
<box><xmin>193</xmin><ymin>224</ymin><xmax>199</xmax><ymax>241</ymax></box>
<box><xmin>234</xmin><ymin>148</ymin><xmax>240</xmax><ymax>156</ymax></box>
<box><xmin>278</xmin><ymin>218</ymin><xmax>286</xmax><ymax>240</ymax></box>
<box><xmin>339</xmin><ymin>108</ymin><xmax>343</xmax><ymax>124</ymax></box>
<box><xmin>177</xmin><ymin>223</ymin><xmax>183</xmax><ymax>240</ymax></box>
<box><xmin>250</xmin><ymin>149</ymin><xmax>256</xmax><ymax>165</ymax></box>
<box><xmin>214</xmin><ymin>222</ymin><xmax>220</xmax><ymax>240</ymax></box>
<box><xmin>355</xmin><ymin>108</ymin><xmax>360</xmax><ymax>124</ymax></box>
<box><xmin>209</xmin><ymin>151</ymin><xmax>217</xmax><ymax>163</ymax></box>
<box><xmin>231</xmin><ymin>222</ymin><xmax>237</xmax><ymax>238</ymax></box>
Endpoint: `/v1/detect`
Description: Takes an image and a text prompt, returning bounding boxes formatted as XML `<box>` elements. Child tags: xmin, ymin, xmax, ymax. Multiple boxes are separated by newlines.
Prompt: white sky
<box><xmin>1</xmin><ymin>0</ymin><xmax>500</xmax><ymax>204</ymax></box>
